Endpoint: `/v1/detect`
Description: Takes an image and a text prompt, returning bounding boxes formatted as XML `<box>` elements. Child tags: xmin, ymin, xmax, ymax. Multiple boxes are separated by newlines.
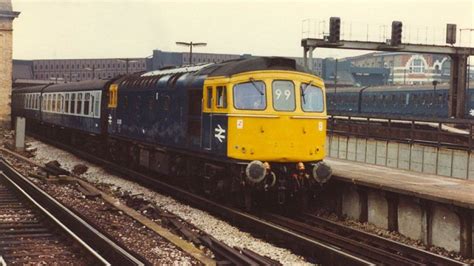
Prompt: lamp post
<box><xmin>176</xmin><ymin>41</ymin><xmax>207</xmax><ymax>65</ymax></box>
<box><xmin>117</xmin><ymin>58</ymin><xmax>139</xmax><ymax>74</ymax></box>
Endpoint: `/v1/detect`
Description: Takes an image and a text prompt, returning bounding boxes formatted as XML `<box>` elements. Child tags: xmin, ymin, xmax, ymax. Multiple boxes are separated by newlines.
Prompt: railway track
<box><xmin>265</xmin><ymin>213</ymin><xmax>466</xmax><ymax>266</ymax></box>
<box><xmin>27</xmin><ymin>133</ymin><xmax>372</xmax><ymax>265</ymax></box>
<box><xmin>2</xmin><ymin>148</ymin><xmax>283</xmax><ymax>265</ymax></box>
<box><xmin>0</xmin><ymin>158</ymin><xmax>144</xmax><ymax>265</ymax></box>
<box><xmin>24</xmin><ymin>132</ymin><xmax>469</xmax><ymax>265</ymax></box>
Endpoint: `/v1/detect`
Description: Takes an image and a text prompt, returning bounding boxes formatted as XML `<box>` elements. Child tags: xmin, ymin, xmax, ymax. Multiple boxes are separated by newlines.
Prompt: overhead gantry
<box><xmin>302</xmin><ymin>18</ymin><xmax>474</xmax><ymax>119</ymax></box>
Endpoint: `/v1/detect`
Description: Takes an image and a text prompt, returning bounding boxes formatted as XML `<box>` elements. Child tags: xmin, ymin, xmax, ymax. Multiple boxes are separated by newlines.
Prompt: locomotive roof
<box><xmin>42</xmin><ymin>79</ymin><xmax>111</xmax><ymax>92</ymax></box>
<box><xmin>202</xmin><ymin>57</ymin><xmax>310</xmax><ymax>77</ymax></box>
<box><xmin>140</xmin><ymin>57</ymin><xmax>310</xmax><ymax>78</ymax></box>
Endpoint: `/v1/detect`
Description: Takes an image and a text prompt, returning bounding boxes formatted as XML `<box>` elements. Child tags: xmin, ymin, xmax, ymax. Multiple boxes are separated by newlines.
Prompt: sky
<box><xmin>10</xmin><ymin>0</ymin><xmax>474</xmax><ymax>60</ymax></box>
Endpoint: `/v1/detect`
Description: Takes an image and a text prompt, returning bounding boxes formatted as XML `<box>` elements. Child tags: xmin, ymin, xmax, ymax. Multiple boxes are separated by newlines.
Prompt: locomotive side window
<box><xmin>216</xmin><ymin>86</ymin><xmax>227</xmax><ymax>108</ymax></box>
<box><xmin>272</xmin><ymin>80</ymin><xmax>295</xmax><ymax>111</ymax></box>
<box><xmin>233</xmin><ymin>81</ymin><xmax>266</xmax><ymax>110</ymax></box>
<box><xmin>300</xmin><ymin>83</ymin><xmax>324</xmax><ymax>112</ymax></box>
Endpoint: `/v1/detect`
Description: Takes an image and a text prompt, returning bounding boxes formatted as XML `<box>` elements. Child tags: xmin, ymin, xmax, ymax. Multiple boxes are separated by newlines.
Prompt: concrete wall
<box><xmin>327</xmin><ymin>135</ymin><xmax>473</xmax><ymax>180</ymax></box>
<box><xmin>333</xmin><ymin>181</ymin><xmax>472</xmax><ymax>256</ymax></box>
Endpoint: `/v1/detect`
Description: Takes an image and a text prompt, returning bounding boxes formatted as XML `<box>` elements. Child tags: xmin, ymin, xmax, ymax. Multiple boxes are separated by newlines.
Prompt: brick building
<box><xmin>0</xmin><ymin>0</ymin><xmax>19</xmax><ymax>125</ymax></box>
<box><xmin>345</xmin><ymin>52</ymin><xmax>452</xmax><ymax>85</ymax></box>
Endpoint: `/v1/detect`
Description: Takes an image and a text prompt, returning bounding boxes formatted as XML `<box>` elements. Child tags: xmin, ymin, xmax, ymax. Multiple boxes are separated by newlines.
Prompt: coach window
<box><xmin>53</xmin><ymin>94</ymin><xmax>58</xmax><ymax>112</ymax></box>
<box><xmin>70</xmin><ymin>93</ymin><xmax>76</xmax><ymax>114</ymax></box>
<box><xmin>272</xmin><ymin>80</ymin><xmax>295</xmax><ymax>111</ymax></box>
<box><xmin>59</xmin><ymin>94</ymin><xmax>64</xmax><ymax>112</ymax></box>
<box><xmin>48</xmin><ymin>94</ymin><xmax>53</xmax><ymax>111</ymax></box>
<box><xmin>77</xmin><ymin>93</ymin><xmax>83</xmax><ymax>114</ymax></box>
<box><xmin>216</xmin><ymin>86</ymin><xmax>227</xmax><ymax>108</ymax></box>
<box><xmin>300</xmin><ymin>83</ymin><xmax>324</xmax><ymax>112</ymax></box>
<box><xmin>84</xmin><ymin>93</ymin><xmax>90</xmax><ymax>116</ymax></box>
<box><xmin>45</xmin><ymin>94</ymin><xmax>49</xmax><ymax>111</ymax></box>
<box><xmin>94</xmin><ymin>92</ymin><xmax>101</xmax><ymax>117</ymax></box>
<box><xmin>57</xmin><ymin>94</ymin><xmax>61</xmax><ymax>112</ymax></box>
<box><xmin>65</xmin><ymin>94</ymin><xmax>70</xmax><ymax>113</ymax></box>
<box><xmin>233</xmin><ymin>81</ymin><xmax>266</xmax><ymax>110</ymax></box>
<box><xmin>42</xmin><ymin>95</ymin><xmax>47</xmax><ymax>111</ymax></box>
<box><xmin>90</xmin><ymin>94</ymin><xmax>95</xmax><ymax>115</ymax></box>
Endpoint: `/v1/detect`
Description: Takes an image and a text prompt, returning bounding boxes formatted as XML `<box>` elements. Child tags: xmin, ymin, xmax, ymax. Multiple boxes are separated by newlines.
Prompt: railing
<box><xmin>327</xmin><ymin>112</ymin><xmax>474</xmax><ymax>150</ymax></box>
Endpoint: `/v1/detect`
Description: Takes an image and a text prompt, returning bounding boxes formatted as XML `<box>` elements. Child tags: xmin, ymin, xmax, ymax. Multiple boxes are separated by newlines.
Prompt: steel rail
<box><xmin>0</xmin><ymin>171</ymin><xmax>109</xmax><ymax>265</ymax></box>
<box><xmin>301</xmin><ymin>213</ymin><xmax>467</xmax><ymax>266</ymax></box>
<box><xmin>31</xmin><ymin>133</ymin><xmax>374</xmax><ymax>265</ymax></box>
<box><xmin>0</xmin><ymin>159</ymin><xmax>145</xmax><ymax>266</ymax></box>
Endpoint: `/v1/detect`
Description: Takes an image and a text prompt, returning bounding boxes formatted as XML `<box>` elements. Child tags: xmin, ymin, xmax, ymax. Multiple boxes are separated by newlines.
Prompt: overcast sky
<box><xmin>11</xmin><ymin>0</ymin><xmax>474</xmax><ymax>60</ymax></box>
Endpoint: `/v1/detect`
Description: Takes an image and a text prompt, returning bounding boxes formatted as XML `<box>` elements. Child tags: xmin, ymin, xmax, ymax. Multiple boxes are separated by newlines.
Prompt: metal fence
<box><xmin>327</xmin><ymin>112</ymin><xmax>474</xmax><ymax>150</ymax></box>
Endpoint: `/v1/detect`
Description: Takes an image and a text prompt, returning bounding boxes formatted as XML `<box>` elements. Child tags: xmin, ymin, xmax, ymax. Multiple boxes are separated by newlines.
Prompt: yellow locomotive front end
<box><xmin>224</xmin><ymin>71</ymin><xmax>327</xmax><ymax>163</ymax></box>
<box><xmin>204</xmin><ymin>69</ymin><xmax>332</xmax><ymax>194</ymax></box>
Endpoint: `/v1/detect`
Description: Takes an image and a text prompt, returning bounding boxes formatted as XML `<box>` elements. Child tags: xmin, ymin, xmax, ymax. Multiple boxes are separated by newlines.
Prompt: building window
<box><xmin>409</xmin><ymin>58</ymin><xmax>425</xmax><ymax>73</ymax></box>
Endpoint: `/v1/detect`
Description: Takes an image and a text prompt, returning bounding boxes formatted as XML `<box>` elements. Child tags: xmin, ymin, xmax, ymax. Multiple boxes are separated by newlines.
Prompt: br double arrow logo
<box><xmin>214</xmin><ymin>124</ymin><xmax>226</xmax><ymax>143</ymax></box>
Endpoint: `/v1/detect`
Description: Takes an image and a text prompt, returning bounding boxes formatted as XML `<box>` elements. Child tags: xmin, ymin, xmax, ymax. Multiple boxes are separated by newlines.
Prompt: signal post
<box><xmin>302</xmin><ymin>17</ymin><xmax>474</xmax><ymax>119</ymax></box>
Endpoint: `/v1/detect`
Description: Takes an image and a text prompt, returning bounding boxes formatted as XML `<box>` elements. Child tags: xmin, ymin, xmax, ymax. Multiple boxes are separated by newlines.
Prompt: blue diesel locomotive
<box><xmin>12</xmin><ymin>57</ymin><xmax>332</xmax><ymax>209</ymax></box>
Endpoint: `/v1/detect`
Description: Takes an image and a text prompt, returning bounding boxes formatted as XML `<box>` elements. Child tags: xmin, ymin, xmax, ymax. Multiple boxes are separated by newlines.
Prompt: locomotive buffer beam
<box><xmin>302</xmin><ymin>38</ymin><xmax>474</xmax><ymax>119</ymax></box>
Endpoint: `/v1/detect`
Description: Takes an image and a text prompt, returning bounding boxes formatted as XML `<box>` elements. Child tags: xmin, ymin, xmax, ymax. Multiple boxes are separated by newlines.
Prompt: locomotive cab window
<box><xmin>216</xmin><ymin>86</ymin><xmax>227</xmax><ymax>108</ymax></box>
<box><xmin>300</xmin><ymin>83</ymin><xmax>324</xmax><ymax>112</ymax></box>
<box><xmin>272</xmin><ymin>80</ymin><xmax>295</xmax><ymax>111</ymax></box>
<box><xmin>233</xmin><ymin>81</ymin><xmax>266</xmax><ymax>110</ymax></box>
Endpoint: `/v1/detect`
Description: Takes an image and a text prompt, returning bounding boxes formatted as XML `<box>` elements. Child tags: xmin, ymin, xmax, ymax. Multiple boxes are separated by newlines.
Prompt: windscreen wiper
<box><xmin>301</xmin><ymin>81</ymin><xmax>313</xmax><ymax>104</ymax></box>
<box><xmin>249</xmin><ymin>78</ymin><xmax>264</xmax><ymax>96</ymax></box>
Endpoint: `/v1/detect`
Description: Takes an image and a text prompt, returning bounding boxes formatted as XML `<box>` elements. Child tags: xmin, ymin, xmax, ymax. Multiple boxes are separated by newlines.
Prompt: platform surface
<box><xmin>327</xmin><ymin>158</ymin><xmax>474</xmax><ymax>209</ymax></box>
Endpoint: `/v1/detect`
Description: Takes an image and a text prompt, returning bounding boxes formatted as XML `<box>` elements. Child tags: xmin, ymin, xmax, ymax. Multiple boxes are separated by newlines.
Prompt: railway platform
<box><xmin>322</xmin><ymin>158</ymin><xmax>474</xmax><ymax>258</ymax></box>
